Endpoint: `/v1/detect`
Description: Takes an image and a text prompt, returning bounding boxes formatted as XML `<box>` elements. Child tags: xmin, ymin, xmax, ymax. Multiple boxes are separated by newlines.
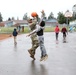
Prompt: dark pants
<box><xmin>55</xmin><ymin>33</ymin><xmax>59</xmax><ymax>41</ymax></box>
<box><xmin>63</xmin><ymin>32</ymin><xmax>66</xmax><ymax>37</ymax></box>
<box><xmin>63</xmin><ymin>32</ymin><xmax>66</xmax><ymax>41</ymax></box>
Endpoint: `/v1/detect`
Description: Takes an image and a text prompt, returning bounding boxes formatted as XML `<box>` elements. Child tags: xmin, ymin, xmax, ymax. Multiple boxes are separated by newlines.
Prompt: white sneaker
<box><xmin>40</xmin><ymin>56</ymin><xmax>45</xmax><ymax>61</ymax></box>
<box><xmin>40</xmin><ymin>54</ymin><xmax>48</xmax><ymax>61</ymax></box>
<box><xmin>44</xmin><ymin>54</ymin><xmax>48</xmax><ymax>61</ymax></box>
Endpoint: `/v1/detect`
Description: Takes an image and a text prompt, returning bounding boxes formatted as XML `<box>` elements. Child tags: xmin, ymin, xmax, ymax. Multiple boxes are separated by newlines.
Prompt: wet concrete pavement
<box><xmin>0</xmin><ymin>32</ymin><xmax>76</xmax><ymax>75</ymax></box>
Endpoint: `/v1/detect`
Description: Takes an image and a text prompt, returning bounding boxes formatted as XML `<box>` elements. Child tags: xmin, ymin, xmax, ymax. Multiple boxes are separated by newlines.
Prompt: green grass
<box><xmin>0</xmin><ymin>26</ymin><xmax>55</xmax><ymax>33</ymax></box>
<box><xmin>44</xmin><ymin>26</ymin><xmax>55</xmax><ymax>32</ymax></box>
<box><xmin>0</xmin><ymin>27</ymin><xmax>14</xmax><ymax>33</ymax></box>
<box><xmin>0</xmin><ymin>26</ymin><xmax>75</xmax><ymax>34</ymax></box>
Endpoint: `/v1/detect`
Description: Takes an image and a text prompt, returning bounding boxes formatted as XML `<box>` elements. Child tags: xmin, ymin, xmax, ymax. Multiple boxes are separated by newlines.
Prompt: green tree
<box><xmin>72</xmin><ymin>4</ymin><xmax>76</xmax><ymax>20</ymax></box>
<box><xmin>8</xmin><ymin>17</ymin><xmax>11</xmax><ymax>21</ymax></box>
<box><xmin>17</xmin><ymin>17</ymin><xmax>19</xmax><ymax>20</ymax></box>
<box><xmin>0</xmin><ymin>12</ymin><xmax>3</xmax><ymax>22</ymax></box>
<box><xmin>48</xmin><ymin>12</ymin><xmax>54</xmax><ymax>19</ymax></box>
<box><xmin>57</xmin><ymin>12</ymin><xmax>66</xmax><ymax>24</ymax></box>
<box><xmin>12</xmin><ymin>17</ymin><xmax>15</xmax><ymax>20</ymax></box>
<box><xmin>23</xmin><ymin>13</ymin><xmax>28</xmax><ymax>20</ymax></box>
<box><xmin>70</xmin><ymin>12</ymin><xmax>76</xmax><ymax>21</ymax></box>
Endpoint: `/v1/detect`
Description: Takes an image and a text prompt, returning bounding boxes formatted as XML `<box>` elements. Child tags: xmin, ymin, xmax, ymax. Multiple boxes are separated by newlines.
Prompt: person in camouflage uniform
<box><xmin>27</xmin><ymin>10</ymin><xmax>48</xmax><ymax>61</ymax></box>
<box><xmin>27</xmin><ymin>17</ymin><xmax>39</xmax><ymax>60</ymax></box>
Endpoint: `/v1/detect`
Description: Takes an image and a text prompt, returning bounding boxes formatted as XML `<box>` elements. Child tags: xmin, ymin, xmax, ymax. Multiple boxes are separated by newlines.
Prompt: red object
<box><xmin>55</xmin><ymin>26</ymin><xmax>60</xmax><ymax>33</ymax></box>
<box><xmin>31</xmin><ymin>12</ymin><xmax>37</xmax><ymax>17</ymax></box>
<box><xmin>61</xmin><ymin>27</ymin><xmax>67</xmax><ymax>32</ymax></box>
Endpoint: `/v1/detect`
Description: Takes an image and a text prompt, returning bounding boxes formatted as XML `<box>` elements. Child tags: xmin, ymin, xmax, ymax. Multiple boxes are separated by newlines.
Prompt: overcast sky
<box><xmin>0</xmin><ymin>0</ymin><xmax>76</xmax><ymax>21</ymax></box>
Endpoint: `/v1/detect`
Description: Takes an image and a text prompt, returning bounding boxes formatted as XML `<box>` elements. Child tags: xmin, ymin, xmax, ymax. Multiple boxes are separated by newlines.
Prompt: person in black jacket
<box><xmin>12</xmin><ymin>28</ymin><xmax>18</xmax><ymax>44</ymax></box>
<box><xmin>27</xmin><ymin>21</ymin><xmax>48</xmax><ymax>61</ymax></box>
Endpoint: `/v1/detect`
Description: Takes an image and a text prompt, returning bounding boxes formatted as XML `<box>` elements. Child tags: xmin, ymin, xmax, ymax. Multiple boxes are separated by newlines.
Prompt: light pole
<box><xmin>64</xmin><ymin>10</ymin><xmax>72</xmax><ymax>31</ymax></box>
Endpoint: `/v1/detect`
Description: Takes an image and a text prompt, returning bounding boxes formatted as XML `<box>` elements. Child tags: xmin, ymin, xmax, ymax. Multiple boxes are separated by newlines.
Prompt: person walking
<box><xmin>54</xmin><ymin>25</ymin><xmax>60</xmax><ymax>41</ymax></box>
<box><xmin>12</xmin><ymin>28</ymin><xmax>18</xmax><ymax>44</ymax></box>
<box><xmin>61</xmin><ymin>26</ymin><xmax>67</xmax><ymax>43</ymax></box>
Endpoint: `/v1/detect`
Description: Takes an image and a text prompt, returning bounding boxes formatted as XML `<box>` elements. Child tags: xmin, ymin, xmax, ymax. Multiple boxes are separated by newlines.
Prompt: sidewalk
<box><xmin>0</xmin><ymin>32</ymin><xmax>76</xmax><ymax>75</ymax></box>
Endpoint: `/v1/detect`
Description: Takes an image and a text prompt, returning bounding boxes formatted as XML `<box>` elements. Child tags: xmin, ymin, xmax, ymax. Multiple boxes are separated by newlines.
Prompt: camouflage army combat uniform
<box><xmin>28</xmin><ymin>17</ymin><xmax>39</xmax><ymax>60</ymax></box>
